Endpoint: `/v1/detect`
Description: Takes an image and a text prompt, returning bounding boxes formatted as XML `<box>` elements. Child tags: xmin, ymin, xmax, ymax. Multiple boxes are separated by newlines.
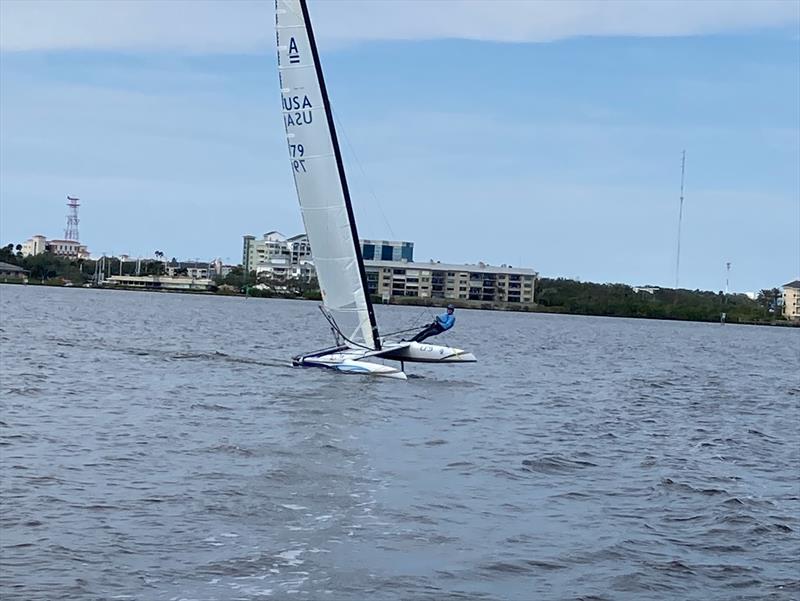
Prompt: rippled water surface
<box><xmin>1</xmin><ymin>284</ymin><xmax>799</xmax><ymax>600</ymax></box>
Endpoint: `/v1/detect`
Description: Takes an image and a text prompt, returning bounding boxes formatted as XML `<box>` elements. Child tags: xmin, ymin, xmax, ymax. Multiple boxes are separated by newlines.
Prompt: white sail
<box><xmin>276</xmin><ymin>0</ymin><xmax>378</xmax><ymax>349</ymax></box>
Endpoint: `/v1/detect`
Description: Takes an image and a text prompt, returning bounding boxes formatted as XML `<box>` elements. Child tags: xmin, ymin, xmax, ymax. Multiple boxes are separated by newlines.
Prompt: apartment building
<box><xmin>242</xmin><ymin>232</ymin><xmax>413</xmax><ymax>282</ymax></box>
<box><xmin>783</xmin><ymin>280</ymin><xmax>800</xmax><ymax>321</ymax></box>
<box><xmin>242</xmin><ymin>231</ymin><xmax>313</xmax><ymax>279</ymax></box>
<box><xmin>364</xmin><ymin>260</ymin><xmax>537</xmax><ymax>304</ymax></box>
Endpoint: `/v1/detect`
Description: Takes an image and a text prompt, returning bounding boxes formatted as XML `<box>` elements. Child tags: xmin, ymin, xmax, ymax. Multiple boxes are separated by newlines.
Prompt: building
<box><xmin>166</xmin><ymin>258</ymin><xmax>231</xmax><ymax>279</ymax></box>
<box><xmin>240</xmin><ymin>231</ymin><xmax>534</xmax><ymax>302</ymax></box>
<box><xmin>20</xmin><ymin>235</ymin><xmax>89</xmax><ymax>259</ymax></box>
<box><xmin>243</xmin><ymin>233</ymin><xmax>414</xmax><ymax>277</ymax></box>
<box><xmin>361</xmin><ymin>239</ymin><xmax>414</xmax><ymax>262</ymax></box>
<box><xmin>0</xmin><ymin>261</ymin><xmax>28</xmax><ymax>280</ymax></box>
<box><xmin>364</xmin><ymin>260</ymin><xmax>536</xmax><ymax>304</ymax></box>
<box><xmin>243</xmin><ymin>231</ymin><xmax>313</xmax><ymax>279</ymax></box>
<box><xmin>21</xmin><ymin>235</ymin><xmax>47</xmax><ymax>257</ymax></box>
<box><xmin>782</xmin><ymin>280</ymin><xmax>800</xmax><ymax>321</ymax></box>
<box><xmin>103</xmin><ymin>275</ymin><xmax>216</xmax><ymax>291</ymax></box>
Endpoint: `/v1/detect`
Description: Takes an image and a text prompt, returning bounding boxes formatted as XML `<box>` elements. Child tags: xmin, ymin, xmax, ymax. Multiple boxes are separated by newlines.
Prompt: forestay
<box><xmin>275</xmin><ymin>0</ymin><xmax>379</xmax><ymax>349</ymax></box>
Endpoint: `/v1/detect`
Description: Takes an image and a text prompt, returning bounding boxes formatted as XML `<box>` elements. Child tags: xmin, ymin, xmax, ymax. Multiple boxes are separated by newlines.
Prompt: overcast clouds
<box><xmin>2</xmin><ymin>0</ymin><xmax>798</xmax><ymax>53</ymax></box>
<box><xmin>1</xmin><ymin>1</ymin><xmax>798</xmax><ymax>290</ymax></box>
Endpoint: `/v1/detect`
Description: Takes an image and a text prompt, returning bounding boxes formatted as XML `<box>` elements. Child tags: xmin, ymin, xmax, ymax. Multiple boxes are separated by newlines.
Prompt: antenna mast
<box><xmin>675</xmin><ymin>151</ymin><xmax>685</xmax><ymax>289</ymax></box>
<box><xmin>65</xmin><ymin>195</ymin><xmax>80</xmax><ymax>241</ymax></box>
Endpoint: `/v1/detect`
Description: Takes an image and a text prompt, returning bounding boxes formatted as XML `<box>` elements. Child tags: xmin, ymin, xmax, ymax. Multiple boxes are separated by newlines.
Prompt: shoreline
<box><xmin>2</xmin><ymin>280</ymin><xmax>796</xmax><ymax>328</ymax></box>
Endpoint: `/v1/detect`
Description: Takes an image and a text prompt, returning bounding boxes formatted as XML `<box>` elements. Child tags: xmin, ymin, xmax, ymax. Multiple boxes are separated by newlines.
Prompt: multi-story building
<box><xmin>361</xmin><ymin>239</ymin><xmax>414</xmax><ymax>262</ymax></box>
<box><xmin>241</xmin><ymin>232</ymin><xmax>534</xmax><ymax>303</ymax></box>
<box><xmin>21</xmin><ymin>235</ymin><xmax>47</xmax><ymax>257</ymax></box>
<box><xmin>783</xmin><ymin>280</ymin><xmax>800</xmax><ymax>321</ymax></box>
<box><xmin>243</xmin><ymin>232</ymin><xmax>314</xmax><ymax>282</ymax></box>
<box><xmin>21</xmin><ymin>235</ymin><xmax>89</xmax><ymax>259</ymax></box>
<box><xmin>244</xmin><ymin>233</ymin><xmax>412</xmax><ymax>271</ymax></box>
<box><xmin>364</xmin><ymin>260</ymin><xmax>536</xmax><ymax>304</ymax></box>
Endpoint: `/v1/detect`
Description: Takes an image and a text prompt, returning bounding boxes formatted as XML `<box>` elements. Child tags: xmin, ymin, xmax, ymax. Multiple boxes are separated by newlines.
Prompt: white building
<box><xmin>783</xmin><ymin>280</ymin><xmax>800</xmax><ymax>321</ymax></box>
<box><xmin>21</xmin><ymin>235</ymin><xmax>47</xmax><ymax>257</ymax></box>
<box><xmin>243</xmin><ymin>232</ymin><xmax>314</xmax><ymax>282</ymax></box>
<box><xmin>20</xmin><ymin>235</ymin><xmax>89</xmax><ymax>259</ymax></box>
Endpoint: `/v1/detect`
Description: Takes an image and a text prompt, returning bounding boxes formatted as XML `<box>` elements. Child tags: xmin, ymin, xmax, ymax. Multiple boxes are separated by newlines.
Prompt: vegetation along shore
<box><xmin>0</xmin><ymin>248</ymin><xmax>792</xmax><ymax>327</ymax></box>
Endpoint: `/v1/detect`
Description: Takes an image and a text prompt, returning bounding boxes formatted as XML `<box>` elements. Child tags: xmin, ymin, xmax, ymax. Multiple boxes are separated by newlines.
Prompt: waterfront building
<box><xmin>243</xmin><ymin>232</ymin><xmax>413</xmax><ymax>280</ymax></box>
<box><xmin>782</xmin><ymin>280</ymin><xmax>800</xmax><ymax>321</ymax></box>
<box><xmin>0</xmin><ymin>261</ymin><xmax>28</xmax><ymax>280</ymax></box>
<box><xmin>166</xmin><ymin>258</ymin><xmax>231</xmax><ymax>279</ymax></box>
<box><xmin>361</xmin><ymin>239</ymin><xmax>414</xmax><ymax>262</ymax></box>
<box><xmin>243</xmin><ymin>232</ymin><xmax>313</xmax><ymax>279</ymax></box>
<box><xmin>363</xmin><ymin>260</ymin><xmax>536</xmax><ymax>304</ymax></box>
<box><xmin>20</xmin><ymin>235</ymin><xmax>89</xmax><ymax>259</ymax></box>
<box><xmin>240</xmin><ymin>231</ymin><xmax>533</xmax><ymax>302</ymax></box>
<box><xmin>103</xmin><ymin>275</ymin><xmax>216</xmax><ymax>291</ymax></box>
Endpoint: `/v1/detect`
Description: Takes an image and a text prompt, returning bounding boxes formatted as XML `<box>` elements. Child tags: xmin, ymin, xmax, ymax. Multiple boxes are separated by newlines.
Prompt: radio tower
<box><xmin>674</xmin><ymin>150</ymin><xmax>686</xmax><ymax>290</ymax></box>
<box><xmin>65</xmin><ymin>196</ymin><xmax>80</xmax><ymax>241</ymax></box>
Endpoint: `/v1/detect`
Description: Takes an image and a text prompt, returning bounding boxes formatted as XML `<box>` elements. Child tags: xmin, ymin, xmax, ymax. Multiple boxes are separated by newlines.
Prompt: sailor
<box><xmin>410</xmin><ymin>304</ymin><xmax>456</xmax><ymax>343</ymax></box>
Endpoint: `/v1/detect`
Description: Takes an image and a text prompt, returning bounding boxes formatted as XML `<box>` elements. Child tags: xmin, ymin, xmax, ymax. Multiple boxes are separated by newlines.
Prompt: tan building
<box><xmin>21</xmin><ymin>235</ymin><xmax>89</xmax><ymax>259</ymax></box>
<box><xmin>782</xmin><ymin>280</ymin><xmax>800</xmax><ymax>321</ymax></box>
<box><xmin>364</xmin><ymin>260</ymin><xmax>536</xmax><ymax>304</ymax></box>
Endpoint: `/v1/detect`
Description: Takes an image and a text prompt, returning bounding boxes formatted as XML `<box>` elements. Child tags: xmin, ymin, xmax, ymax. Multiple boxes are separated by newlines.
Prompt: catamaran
<box><xmin>276</xmin><ymin>0</ymin><xmax>476</xmax><ymax>379</ymax></box>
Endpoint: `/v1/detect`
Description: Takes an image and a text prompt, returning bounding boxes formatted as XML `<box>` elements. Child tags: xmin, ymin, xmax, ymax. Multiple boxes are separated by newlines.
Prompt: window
<box><xmin>381</xmin><ymin>246</ymin><xmax>393</xmax><ymax>261</ymax></box>
<box><xmin>362</xmin><ymin>243</ymin><xmax>375</xmax><ymax>260</ymax></box>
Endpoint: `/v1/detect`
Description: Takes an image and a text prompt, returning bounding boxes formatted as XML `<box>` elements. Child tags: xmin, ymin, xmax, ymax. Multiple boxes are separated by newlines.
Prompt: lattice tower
<box><xmin>65</xmin><ymin>196</ymin><xmax>80</xmax><ymax>241</ymax></box>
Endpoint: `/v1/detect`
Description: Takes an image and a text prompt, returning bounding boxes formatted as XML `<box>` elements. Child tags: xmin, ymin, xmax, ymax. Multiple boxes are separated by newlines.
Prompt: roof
<box><xmin>0</xmin><ymin>261</ymin><xmax>26</xmax><ymax>272</ymax></box>
<box><xmin>360</xmin><ymin>239</ymin><xmax>414</xmax><ymax>245</ymax></box>
<box><xmin>364</xmin><ymin>259</ymin><xmax>537</xmax><ymax>276</ymax></box>
<box><xmin>783</xmin><ymin>280</ymin><xmax>800</xmax><ymax>289</ymax></box>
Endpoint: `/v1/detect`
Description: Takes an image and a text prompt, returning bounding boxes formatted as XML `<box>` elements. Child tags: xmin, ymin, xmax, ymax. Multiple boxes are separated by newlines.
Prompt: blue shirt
<box><xmin>436</xmin><ymin>312</ymin><xmax>455</xmax><ymax>330</ymax></box>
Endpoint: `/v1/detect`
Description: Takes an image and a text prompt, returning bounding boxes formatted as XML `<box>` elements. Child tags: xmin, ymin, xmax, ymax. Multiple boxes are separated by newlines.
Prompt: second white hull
<box><xmin>293</xmin><ymin>341</ymin><xmax>476</xmax><ymax>380</ymax></box>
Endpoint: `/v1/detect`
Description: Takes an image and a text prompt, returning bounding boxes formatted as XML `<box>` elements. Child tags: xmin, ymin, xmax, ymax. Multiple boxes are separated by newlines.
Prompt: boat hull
<box><xmin>294</xmin><ymin>350</ymin><xmax>407</xmax><ymax>380</ymax></box>
<box><xmin>377</xmin><ymin>341</ymin><xmax>477</xmax><ymax>363</ymax></box>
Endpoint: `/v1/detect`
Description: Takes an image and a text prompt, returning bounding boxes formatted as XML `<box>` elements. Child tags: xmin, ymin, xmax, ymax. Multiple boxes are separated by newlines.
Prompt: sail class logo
<box><xmin>289</xmin><ymin>37</ymin><xmax>300</xmax><ymax>64</ymax></box>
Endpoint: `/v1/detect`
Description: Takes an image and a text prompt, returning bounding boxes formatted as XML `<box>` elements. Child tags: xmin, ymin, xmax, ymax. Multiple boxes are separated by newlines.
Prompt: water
<box><xmin>1</xmin><ymin>284</ymin><xmax>798</xmax><ymax>601</ymax></box>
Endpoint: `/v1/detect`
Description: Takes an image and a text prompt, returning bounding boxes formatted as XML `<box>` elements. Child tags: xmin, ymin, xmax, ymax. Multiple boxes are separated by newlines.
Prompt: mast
<box><xmin>675</xmin><ymin>150</ymin><xmax>686</xmax><ymax>290</ymax></box>
<box><xmin>298</xmin><ymin>0</ymin><xmax>381</xmax><ymax>349</ymax></box>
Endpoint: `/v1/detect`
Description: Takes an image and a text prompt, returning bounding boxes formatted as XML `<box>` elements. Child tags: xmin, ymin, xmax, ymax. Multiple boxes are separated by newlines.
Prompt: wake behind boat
<box><xmin>276</xmin><ymin>0</ymin><xmax>476</xmax><ymax>379</ymax></box>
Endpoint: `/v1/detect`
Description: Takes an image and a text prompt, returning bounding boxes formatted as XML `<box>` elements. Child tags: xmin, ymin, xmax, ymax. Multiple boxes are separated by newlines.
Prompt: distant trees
<box><xmin>535</xmin><ymin>278</ymin><xmax>779</xmax><ymax>324</ymax></box>
<box><xmin>756</xmin><ymin>288</ymin><xmax>781</xmax><ymax>312</ymax></box>
<box><xmin>0</xmin><ymin>244</ymin><xmax>18</xmax><ymax>265</ymax></box>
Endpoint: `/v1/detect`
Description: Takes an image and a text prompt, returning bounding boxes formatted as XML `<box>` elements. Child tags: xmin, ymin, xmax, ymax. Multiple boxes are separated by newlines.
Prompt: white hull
<box><xmin>293</xmin><ymin>341</ymin><xmax>476</xmax><ymax>379</ymax></box>
<box><xmin>294</xmin><ymin>347</ymin><xmax>407</xmax><ymax>379</ymax></box>
<box><xmin>377</xmin><ymin>341</ymin><xmax>477</xmax><ymax>363</ymax></box>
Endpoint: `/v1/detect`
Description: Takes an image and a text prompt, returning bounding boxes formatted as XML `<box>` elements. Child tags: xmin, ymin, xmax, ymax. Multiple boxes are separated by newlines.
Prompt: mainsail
<box><xmin>276</xmin><ymin>0</ymin><xmax>379</xmax><ymax>350</ymax></box>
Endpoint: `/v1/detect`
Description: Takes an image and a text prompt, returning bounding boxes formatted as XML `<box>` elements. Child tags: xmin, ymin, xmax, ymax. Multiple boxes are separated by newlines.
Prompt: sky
<box><xmin>1</xmin><ymin>0</ymin><xmax>798</xmax><ymax>293</ymax></box>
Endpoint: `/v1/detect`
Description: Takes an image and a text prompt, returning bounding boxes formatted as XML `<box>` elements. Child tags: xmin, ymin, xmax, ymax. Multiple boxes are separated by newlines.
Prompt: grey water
<box><xmin>1</xmin><ymin>284</ymin><xmax>798</xmax><ymax>601</ymax></box>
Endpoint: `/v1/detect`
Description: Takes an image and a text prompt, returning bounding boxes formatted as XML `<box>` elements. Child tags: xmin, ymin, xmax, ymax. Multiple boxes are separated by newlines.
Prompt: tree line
<box><xmin>1</xmin><ymin>244</ymin><xmax>789</xmax><ymax>324</ymax></box>
<box><xmin>534</xmin><ymin>278</ymin><xmax>785</xmax><ymax>324</ymax></box>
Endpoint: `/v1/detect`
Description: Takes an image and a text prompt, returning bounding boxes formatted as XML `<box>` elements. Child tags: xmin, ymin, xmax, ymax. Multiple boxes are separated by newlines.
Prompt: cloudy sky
<box><xmin>1</xmin><ymin>0</ymin><xmax>798</xmax><ymax>292</ymax></box>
